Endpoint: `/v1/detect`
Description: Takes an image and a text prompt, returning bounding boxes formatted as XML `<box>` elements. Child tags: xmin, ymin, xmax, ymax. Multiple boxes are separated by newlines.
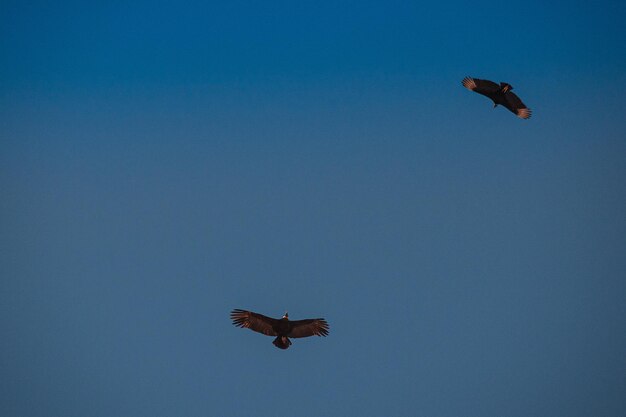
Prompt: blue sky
<box><xmin>2</xmin><ymin>1</ymin><xmax>625</xmax><ymax>416</ymax></box>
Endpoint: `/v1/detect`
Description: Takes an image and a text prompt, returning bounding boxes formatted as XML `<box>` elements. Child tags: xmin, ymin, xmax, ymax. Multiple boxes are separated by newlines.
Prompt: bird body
<box><xmin>231</xmin><ymin>309</ymin><xmax>329</xmax><ymax>349</ymax></box>
<box><xmin>462</xmin><ymin>77</ymin><xmax>532</xmax><ymax>119</ymax></box>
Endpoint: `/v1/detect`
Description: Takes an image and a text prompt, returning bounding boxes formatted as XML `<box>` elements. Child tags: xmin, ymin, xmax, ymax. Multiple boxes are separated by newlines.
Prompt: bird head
<box><xmin>282</xmin><ymin>312</ymin><xmax>289</xmax><ymax>319</ymax></box>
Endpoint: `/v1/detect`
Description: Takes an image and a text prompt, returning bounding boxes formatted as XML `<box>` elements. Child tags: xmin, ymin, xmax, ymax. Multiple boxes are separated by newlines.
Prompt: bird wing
<box><xmin>462</xmin><ymin>77</ymin><xmax>500</xmax><ymax>99</ymax></box>
<box><xmin>286</xmin><ymin>318</ymin><xmax>330</xmax><ymax>338</ymax></box>
<box><xmin>230</xmin><ymin>309</ymin><xmax>278</xmax><ymax>336</ymax></box>
<box><xmin>503</xmin><ymin>91</ymin><xmax>532</xmax><ymax>119</ymax></box>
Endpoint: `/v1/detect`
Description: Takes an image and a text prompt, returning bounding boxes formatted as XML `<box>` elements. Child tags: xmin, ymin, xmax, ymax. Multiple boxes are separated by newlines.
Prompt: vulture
<box><xmin>230</xmin><ymin>309</ymin><xmax>329</xmax><ymax>349</ymax></box>
<box><xmin>462</xmin><ymin>76</ymin><xmax>532</xmax><ymax>119</ymax></box>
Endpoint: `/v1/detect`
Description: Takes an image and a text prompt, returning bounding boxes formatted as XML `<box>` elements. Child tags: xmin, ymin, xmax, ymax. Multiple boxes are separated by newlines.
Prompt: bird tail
<box><xmin>272</xmin><ymin>336</ymin><xmax>292</xmax><ymax>349</ymax></box>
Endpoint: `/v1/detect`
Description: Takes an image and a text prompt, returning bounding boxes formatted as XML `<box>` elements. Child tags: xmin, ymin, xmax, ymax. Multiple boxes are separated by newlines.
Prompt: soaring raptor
<box><xmin>462</xmin><ymin>76</ymin><xmax>532</xmax><ymax>119</ymax></box>
<box><xmin>231</xmin><ymin>309</ymin><xmax>329</xmax><ymax>349</ymax></box>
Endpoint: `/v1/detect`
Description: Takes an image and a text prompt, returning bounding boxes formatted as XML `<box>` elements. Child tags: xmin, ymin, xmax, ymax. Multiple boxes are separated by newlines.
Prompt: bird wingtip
<box><xmin>462</xmin><ymin>76</ymin><xmax>476</xmax><ymax>90</ymax></box>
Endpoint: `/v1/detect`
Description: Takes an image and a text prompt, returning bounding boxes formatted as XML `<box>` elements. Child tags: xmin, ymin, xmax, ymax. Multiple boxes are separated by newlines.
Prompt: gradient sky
<box><xmin>2</xmin><ymin>1</ymin><xmax>626</xmax><ymax>416</ymax></box>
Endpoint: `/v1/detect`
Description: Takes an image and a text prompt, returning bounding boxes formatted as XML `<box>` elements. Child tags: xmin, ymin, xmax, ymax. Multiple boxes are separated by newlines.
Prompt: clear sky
<box><xmin>2</xmin><ymin>1</ymin><xmax>625</xmax><ymax>416</ymax></box>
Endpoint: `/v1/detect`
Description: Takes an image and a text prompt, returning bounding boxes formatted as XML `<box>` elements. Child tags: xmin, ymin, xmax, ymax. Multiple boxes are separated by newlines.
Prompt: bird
<box><xmin>462</xmin><ymin>76</ymin><xmax>532</xmax><ymax>119</ymax></box>
<box><xmin>230</xmin><ymin>309</ymin><xmax>329</xmax><ymax>349</ymax></box>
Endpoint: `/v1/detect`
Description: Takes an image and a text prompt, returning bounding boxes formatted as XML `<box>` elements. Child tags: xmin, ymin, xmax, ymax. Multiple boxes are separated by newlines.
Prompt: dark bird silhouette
<box><xmin>230</xmin><ymin>309</ymin><xmax>329</xmax><ymax>349</ymax></box>
<box><xmin>462</xmin><ymin>77</ymin><xmax>532</xmax><ymax>119</ymax></box>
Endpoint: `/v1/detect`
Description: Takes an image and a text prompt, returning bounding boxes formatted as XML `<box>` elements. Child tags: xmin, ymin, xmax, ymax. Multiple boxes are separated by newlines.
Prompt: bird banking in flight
<box><xmin>462</xmin><ymin>76</ymin><xmax>532</xmax><ymax>119</ymax></box>
<box><xmin>231</xmin><ymin>309</ymin><xmax>329</xmax><ymax>349</ymax></box>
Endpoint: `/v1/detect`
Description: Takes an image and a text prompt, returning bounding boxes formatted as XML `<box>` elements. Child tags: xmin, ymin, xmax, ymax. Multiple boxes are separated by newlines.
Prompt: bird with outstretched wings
<box><xmin>462</xmin><ymin>76</ymin><xmax>532</xmax><ymax>119</ymax></box>
<box><xmin>231</xmin><ymin>309</ymin><xmax>329</xmax><ymax>349</ymax></box>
